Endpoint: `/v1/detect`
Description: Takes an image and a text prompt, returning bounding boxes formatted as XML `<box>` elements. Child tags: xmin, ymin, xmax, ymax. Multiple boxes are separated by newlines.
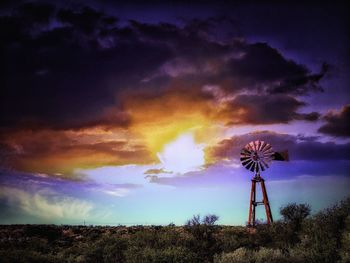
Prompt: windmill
<box><xmin>240</xmin><ymin>140</ymin><xmax>289</xmax><ymax>227</ymax></box>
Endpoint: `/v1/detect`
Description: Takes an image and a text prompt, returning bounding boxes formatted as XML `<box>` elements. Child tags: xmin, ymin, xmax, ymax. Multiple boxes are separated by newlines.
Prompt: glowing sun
<box><xmin>157</xmin><ymin>132</ymin><xmax>205</xmax><ymax>174</ymax></box>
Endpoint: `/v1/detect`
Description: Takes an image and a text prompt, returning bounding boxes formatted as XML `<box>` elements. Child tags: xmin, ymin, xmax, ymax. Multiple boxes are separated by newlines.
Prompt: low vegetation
<box><xmin>0</xmin><ymin>198</ymin><xmax>349</xmax><ymax>263</ymax></box>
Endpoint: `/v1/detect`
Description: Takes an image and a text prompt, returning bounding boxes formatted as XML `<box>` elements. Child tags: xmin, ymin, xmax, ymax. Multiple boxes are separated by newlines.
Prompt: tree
<box><xmin>185</xmin><ymin>214</ymin><xmax>220</xmax><ymax>262</ymax></box>
<box><xmin>279</xmin><ymin>203</ymin><xmax>311</xmax><ymax>245</ymax></box>
<box><xmin>280</xmin><ymin>203</ymin><xmax>311</xmax><ymax>225</ymax></box>
<box><xmin>203</xmin><ymin>214</ymin><xmax>220</xmax><ymax>226</ymax></box>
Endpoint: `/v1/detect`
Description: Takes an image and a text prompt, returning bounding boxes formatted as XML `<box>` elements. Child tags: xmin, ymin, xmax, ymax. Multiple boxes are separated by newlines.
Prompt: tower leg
<box><xmin>261</xmin><ymin>178</ymin><xmax>273</xmax><ymax>224</ymax></box>
<box><xmin>248</xmin><ymin>179</ymin><xmax>256</xmax><ymax>226</ymax></box>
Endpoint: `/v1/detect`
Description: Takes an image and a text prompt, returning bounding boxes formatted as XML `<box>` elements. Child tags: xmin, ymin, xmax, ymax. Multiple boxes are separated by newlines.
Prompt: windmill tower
<box><xmin>240</xmin><ymin>140</ymin><xmax>288</xmax><ymax>227</ymax></box>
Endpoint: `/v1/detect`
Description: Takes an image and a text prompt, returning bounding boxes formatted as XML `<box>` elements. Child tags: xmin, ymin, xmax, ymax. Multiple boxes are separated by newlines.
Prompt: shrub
<box><xmin>24</xmin><ymin>225</ymin><xmax>62</xmax><ymax>242</ymax></box>
<box><xmin>215</xmin><ymin>247</ymin><xmax>303</xmax><ymax>263</ymax></box>
<box><xmin>254</xmin><ymin>247</ymin><xmax>285</xmax><ymax>263</ymax></box>
<box><xmin>125</xmin><ymin>246</ymin><xmax>197</xmax><ymax>263</ymax></box>
<box><xmin>185</xmin><ymin>214</ymin><xmax>221</xmax><ymax>261</ymax></box>
<box><xmin>280</xmin><ymin>203</ymin><xmax>311</xmax><ymax>224</ymax></box>
<box><xmin>293</xmin><ymin>198</ymin><xmax>350</xmax><ymax>263</ymax></box>
<box><xmin>279</xmin><ymin>203</ymin><xmax>311</xmax><ymax>244</ymax></box>
<box><xmin>214</xmin><ymin>247</ymin><xmax>253</xmax><ymax>263</ymax></box>
<box><xmin>219</xmin><ymin>227</ymin><xmax>250</xmax><ymax>252</ymax></box>
<box><xmin>339</xmin><ymin>216</ymin><xmax>350</xmax><ymax>263</ymax></box>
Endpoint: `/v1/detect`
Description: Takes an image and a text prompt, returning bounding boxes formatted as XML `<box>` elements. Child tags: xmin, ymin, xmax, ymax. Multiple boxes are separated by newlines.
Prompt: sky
<box><xmin>0</xmin><ymin>0</ymin><xmax>349</xmax><ymax>225</ymax></box>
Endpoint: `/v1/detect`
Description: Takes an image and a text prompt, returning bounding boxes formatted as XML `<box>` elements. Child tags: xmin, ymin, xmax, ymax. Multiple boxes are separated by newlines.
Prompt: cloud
<box><xmin>0</xmin><ymin>129</ymin><xmax>154</xmax><ymax>175</ymax></box>
<box><xmin>0</xmin><ymin>4</ymin><xmax>326</xmax><ymax>132</ymax></box>
<box><xmin>101</xmin><ymin>188</ymin><xmax>129</xmax><ymax>197</ymax></box>
<box><xmin>0</xmin><ymin>3</ymin><xmax>329</xmax><ymax>175</ymax></box>
<box><xmin>0</xmin><ymin>186</ymin><xmax>93</xmax><ymax>221</ymax></box>
<box><xmin>318</xmin><ymin>104</ymin><xmax>350</xmax><ymax>137</ymax></box>
<box><xmin>145</xmin><ymin>175</ymin><xmax>160</xmax><ymax>183</ymax></box>
<box><xmin>219</xmin><ymin>94</ymin><xmax>320</xmax><ymax>125</ymax></box>
<box><xmin>57</xmin><ymin>6</ymin><xmax>117</xmax><ymax>34</ymax></box>
<box><xmin>1</xmin><ymin>3</ymin><xmax>172</xmax><ymax>131</ymax></box>
<box><xmin>206</xmin><ymin>130</ymin><xmax>350</xmax><ymax>163</ymax></box>
<box><xmin>144</xmin><ymin>168</ymin><xmax>173</xmax><ymax>175</ymax></box>
<box><xmin>223</xmin><ymin>43</ymin><xmax>328</xmax><ymax>95</ymax></box>
<box><xmin>96</xmin><ymin>183</ymin><xmax>141</xmax><ymax>197</ymax></box>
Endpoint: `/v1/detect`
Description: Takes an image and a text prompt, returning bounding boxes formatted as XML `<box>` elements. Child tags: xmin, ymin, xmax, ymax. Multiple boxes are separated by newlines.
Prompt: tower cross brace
<box><xmin>248</xmin><ymin>173</ymin><xmax>273</xmax><ymax>226</ymax></box>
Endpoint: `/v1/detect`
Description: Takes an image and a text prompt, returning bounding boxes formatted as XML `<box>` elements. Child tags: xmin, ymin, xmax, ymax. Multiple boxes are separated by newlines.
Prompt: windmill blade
<box><xmin>258</xmin><ymin>161</ymin><xmax>265</xmax><ymax>172</ymax></box>
<box><xmin>257</xmin><ymin>140</ymin><xmax>262</xmax><ymax>151</ymax></box>
<box><xmin>262</xmin><ymin>144</ymin><xmax>273</xmax><ymax>152</ymax></box>
<box><xmin>261</xmin><ymin>146</ymin><xmax>273</xmax><ymax>154</ymax></box>
<box><xmin>258</xmin><ymin>141</ymin><xmax>264</xmax><ymax>151</ymax></box>
<box><xmin>240</xmin><ymin>151</ymin><xmax>251</xmax><ymax>157</ymax></box>
<box><xmin>240</xmin><ymin>153</ymin><xmax>250</xmax><ymax>158</ymax></box>
<box><xmin>242</xmin><ymin>148</ymin><xmax>251</xmax><ymax>154</ymax></box>
<box><xmin>263</xmin><ymin>149</ymin><xmax>274</xmax><ymax>156</ymax></box>
<box><xmin>249</xmin><ymin>162</ymin><xmax>256</xmax><ymax>172</ymax></box>
<box><xmin>260</xmin><ymin>158</ymin><xmax>269</xmax><ymax>169</ymax></box>
<box><xmin>242</xmin><ymin>159</ymin><xmax>253</xmax><ymax>166</ymax></box>
<box><xmin>256</xmin><ymin>162</ymin><xmax>262</xmax><ymax>173</ymax></box>
<box><xmin>244</xmin><ymin>144</ymin><xmax>252</xmax><ymax>152</ymax></box>
<box><xmin>241</xmin><ymin>157</ymin><xmax>251</xmax><ymax>164</ymax></box>
<box><xmin>262</xmin><ymin>147</ymin><xmax>274</xmax><ymax>157</ymax></box>
<box><xmin>254</xmin><ymin>140</ymin><xmax>259</xmax><ymax>151</ymax></box>
<box><xmin>260</xmin><ymin>141</ymin><xmax>269</xmax><ymax>152</ymax></box>
<box><xmin>246</xmin><ymin>161</ymin><xmax>254</xmax><ymax>171</ymax></box>
<box><xmin>240</xmin><ymin>156</ymin><xmax>251</xmax><ymax>161</ymax></box>
<box><xmin>243</xmin><ymin>159</ymin><xmax>252</xmax><ymax>168</ymax></box>
<box><xmin>253</xmin><ymin>162</ymin><xmax>258</xmax><ymax>173</ymax></box>
<box><xmin>242</xmin><ymin>159</ymin><xmax>253</xmax><ymax>167</ymax></box>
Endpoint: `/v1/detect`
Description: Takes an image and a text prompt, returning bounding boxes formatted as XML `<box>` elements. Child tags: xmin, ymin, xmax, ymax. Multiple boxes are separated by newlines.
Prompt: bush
<box><xmin>279</xmin><ymin>203</ymin><xmax>311</xmax><ymax>244</ymax></box>
<box><xmin>280</xmin><ymin>203</ymin><xmax>311</xmax><ymax>224</ymax></box>
<box><xmin>24</xmin><ymin>225</ymin><xmax>62</xmax><ymax>242</ymax></box>
<box><xmin>125</xmin><ymin>246</ymin><xmax>197</xmax><ymax>263</ymax></box>
<box><xmin>214</xmin><ymin>247</ymin><xmax>303</xmax><ymax>263</ymax></box>
<box><xmin>292</xmin><ymin>198</ymin><xmax>350</xmax><ymax>263</ymax></box>
<box><xmin>214</xmin><ymin>247</ymin><xmax>252</xmax><ymax>263</ymax></box>
<box><xmin>219</xmin><ymin>227</ymin><xmax>251</xmax><ymax>252</ymax></box>
<box><xmin>254</xmin><ymin>221</ymin><xmax>294</xmax><ymax>249</ymax></box>
<box><xmin>339</xmin><ymin>216</ymin><xmax>350</xmax><ymax>263</ymax></box>
<box><xmin>0</xmin><ymin>249</ymin><xmax>60</xmax><ymax>263</ymax></box>
<box><xmin>254</xmin><ymin>247</ymin><xmax>285</xmax><ymax>263</ymax></box>
<box><xmin>185</xmin><ymin>214</ymin><xmax>221</xmax><ymax>262</ymax></box>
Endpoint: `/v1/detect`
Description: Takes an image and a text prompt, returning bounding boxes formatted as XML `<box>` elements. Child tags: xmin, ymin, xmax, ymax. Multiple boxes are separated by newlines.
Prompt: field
<box><xmin>0</xmin><ymin>199</ymin><xmax>349</xmax><ymax>263</ymax></box>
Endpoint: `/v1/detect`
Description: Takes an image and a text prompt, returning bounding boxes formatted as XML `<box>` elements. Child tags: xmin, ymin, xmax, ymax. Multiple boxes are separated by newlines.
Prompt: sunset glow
<box><xmin>157</xmin><ymin>133</ymin><xmax>205</xmax><ymax>174</ymax></box>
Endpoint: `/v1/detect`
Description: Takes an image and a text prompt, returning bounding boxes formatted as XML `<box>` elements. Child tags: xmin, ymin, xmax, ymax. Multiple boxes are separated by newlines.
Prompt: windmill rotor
<box><xmin>240</xmin><ymin>140</ymin><xmax>274</xmax><ymax>174</ymax></box>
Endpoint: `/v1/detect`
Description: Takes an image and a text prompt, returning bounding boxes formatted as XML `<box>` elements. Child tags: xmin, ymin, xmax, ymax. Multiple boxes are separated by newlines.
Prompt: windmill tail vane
<box><xmin>240</xmin><ymin>140</ymin><xmax>289</xmax><ymax>227</ymax></box>
<box><xmin>272</xmin><ymin>150</ymin><xmax>289</xmax><ymax>161</ymax></box>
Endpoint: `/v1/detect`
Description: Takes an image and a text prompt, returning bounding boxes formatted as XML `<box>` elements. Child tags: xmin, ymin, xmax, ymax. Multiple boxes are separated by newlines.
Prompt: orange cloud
<box><xmin>1</xmin><ymin>129</ymin><xmax>154</xmax><ymax>176</ymax></box>
<box><xmin>122</xmin><ymin>84</ymin><xmax>222</xmax><ymax>154</ymax></box>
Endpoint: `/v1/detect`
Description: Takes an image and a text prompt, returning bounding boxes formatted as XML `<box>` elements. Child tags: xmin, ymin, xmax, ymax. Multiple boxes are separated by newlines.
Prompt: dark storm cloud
<box><xmin>57</xmin><ymin>6</ymin><xmax>117</xmax><ymax>34</ymax></box>
<box><xmin>0</xmin><ymin>3</ymin><xmax>172</xmax><ymax>130</ymax></box>
<box><xmin>224</xmin><ymin>43</ymin><xmax>328</xmax><ymax>95</ymax></box>
<box><xmin>318</xmin><ymin>104</ymin><xmax>350</xmax><ymax>137</ymax></box>
<box><xmin>0</xmin><ymin>2</ymin><xmax>327</xmax><ymax>132</ymax></box>
<box><xmin>15</xmin><ymin>2</ymin><xmax>54</xmax><ymax>24</ymax></box>
<box><xmin>207</xmin><ymin>131</ymin><xmax>350</xmax><ymax>163</ymax></box>
<box><xmin>221</xmin><ymin>94</ymin><xmax>319</xmax><ymax>125</ymax></box>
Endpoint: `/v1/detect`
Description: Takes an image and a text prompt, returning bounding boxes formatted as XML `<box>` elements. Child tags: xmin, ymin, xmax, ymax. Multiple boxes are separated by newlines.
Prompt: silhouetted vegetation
<box><xmin>0</xmin><ymin>198</ymin><xmax>349</xmax><ymax>262</ymax></box>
